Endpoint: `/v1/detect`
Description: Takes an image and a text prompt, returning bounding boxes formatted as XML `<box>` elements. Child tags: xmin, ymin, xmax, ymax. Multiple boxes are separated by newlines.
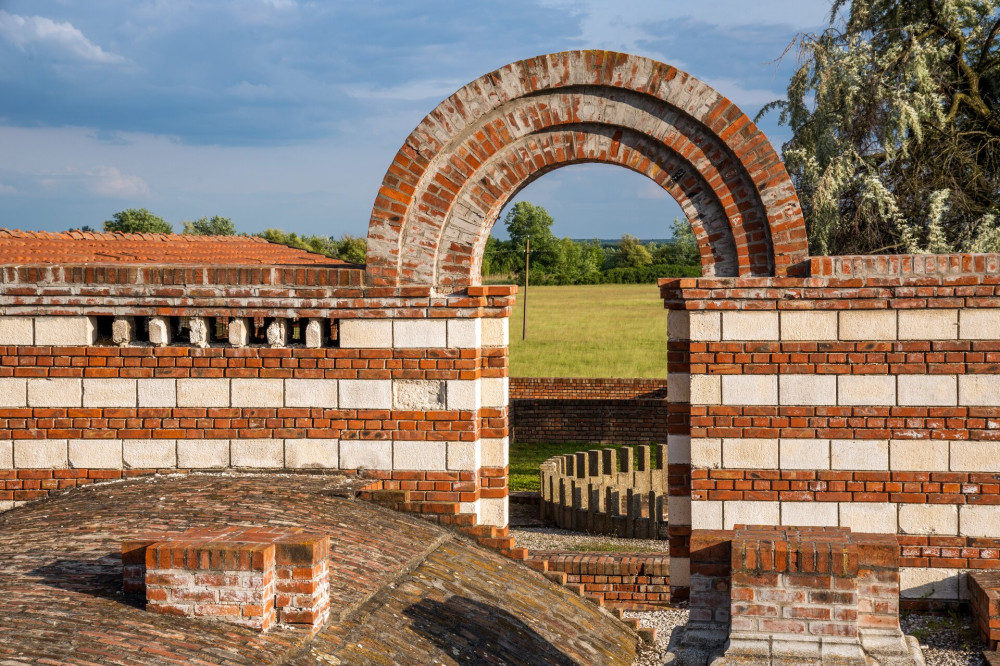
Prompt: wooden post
<box><xmin>522</xmin><ymin>235</ymin><xmax>530</xmax><ymax>340</ymax></box>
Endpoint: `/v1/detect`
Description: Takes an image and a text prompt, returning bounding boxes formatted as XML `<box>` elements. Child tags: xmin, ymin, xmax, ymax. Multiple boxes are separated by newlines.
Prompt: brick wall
<box><xmin>0</xmin><ymin>270</ymin><xmax>516</xmax><ymax>529</ymax></box>
<box><xmin>509</xmin><ymin>378</ymin><xmax>672</xmax><ymax>444</ymax></box>
<box><xmin>526</xmin><ymin>551</ymin><xmax>670</xmax><ymax>610</ymax></box>
<box><xmin>662</xmin><ymin>253</ymin><xmax>1000</xmax><ymax>603</ymax></box>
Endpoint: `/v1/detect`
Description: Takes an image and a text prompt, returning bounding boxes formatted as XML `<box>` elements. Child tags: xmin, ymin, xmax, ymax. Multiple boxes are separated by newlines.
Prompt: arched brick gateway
<box><xmin>365</xmin><ymin>50</ymin><xmax>809</xmax><ymax>290</ymax></box>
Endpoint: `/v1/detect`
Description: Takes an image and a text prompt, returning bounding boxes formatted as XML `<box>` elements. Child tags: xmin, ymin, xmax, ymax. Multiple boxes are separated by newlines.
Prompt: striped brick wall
<box><xmin>662</xmin><ymin>254</ymin><xmax>1000</xmax><ymax>605</ymax></box>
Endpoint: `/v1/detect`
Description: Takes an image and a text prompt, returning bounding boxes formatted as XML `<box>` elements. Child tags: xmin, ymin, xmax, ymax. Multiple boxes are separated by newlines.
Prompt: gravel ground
<box><xmin>511</xmin><ymin>525</ymin><xmax>668</xmax><ymax>552</ymax></box>
<box><xmin>624</xmin><ymin>607</ymin><xmax>988</xmax><ymax>666</ymax></box>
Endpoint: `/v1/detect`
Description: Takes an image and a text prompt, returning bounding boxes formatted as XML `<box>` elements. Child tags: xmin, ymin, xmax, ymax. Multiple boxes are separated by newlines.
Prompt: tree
<box><xmin>615</xmin><ymin>234</ymin><xmax>654</xmax><ymax>268</ymax></box>
<box><xmin>654</xmin><ymin>218</ymin><xmax>701</xmax><ymax>266</ymax></box>
<box><xmin>182</xmin><ymin>215</ymin><xmax>236</xmax><ymax>236</ymax></box>
<box><xmin>103</xmin><ymin>208</ymin><xmax>172</xmax><ymax>234</ymax></box>
<box><xmin>502</xmin><ymin>201</ymin><xmax>561</xmax><ymax>280</ymax></box>
<box><xmin>763</xmin><ymin>0</ymin><xmax>1000</xmax><ymax>255</ymax></box>
<box><xmin>333</xmin><ymin>234</ymin><xmax>367</xmax><ymax>264</ymax></box>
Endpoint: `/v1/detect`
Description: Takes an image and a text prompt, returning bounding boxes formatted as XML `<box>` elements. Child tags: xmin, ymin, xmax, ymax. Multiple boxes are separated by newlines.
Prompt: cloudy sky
<box><xmin>0</xmin><ymin>0</ymin><xmax>834</xmax><ymax>240</ymax></box>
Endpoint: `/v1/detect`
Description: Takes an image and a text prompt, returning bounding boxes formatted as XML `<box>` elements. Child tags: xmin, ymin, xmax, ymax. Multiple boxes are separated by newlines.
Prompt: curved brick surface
<box><xmin>365</xmin><ymin>50</ymin><xmax>809</xmax><ymax>288</ymax></box>
<box><xmin>0</xmin><ymin>474</ymin><xmax>636</xmax><ymax>664</ymax></box>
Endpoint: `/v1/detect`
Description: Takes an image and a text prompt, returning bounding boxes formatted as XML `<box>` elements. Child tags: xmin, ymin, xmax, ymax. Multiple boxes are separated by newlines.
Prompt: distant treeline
<box><xmin>88</xmin><ymin>205</ymin><xmax>702</xmax><ymax>283</ymax></box>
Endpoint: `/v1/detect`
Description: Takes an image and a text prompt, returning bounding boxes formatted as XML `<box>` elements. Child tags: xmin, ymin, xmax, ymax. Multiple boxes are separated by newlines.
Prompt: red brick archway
<box><xmin>365</xmin><ymin>51</ymin><xmax>809</xmax><ymax>291</ymax></box>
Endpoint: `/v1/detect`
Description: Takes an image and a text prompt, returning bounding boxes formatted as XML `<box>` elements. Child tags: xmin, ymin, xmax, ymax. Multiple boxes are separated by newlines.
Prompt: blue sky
<box><xmin>0</xmin><ymin>0</ymin><xmax>834</xmax><ymax>240</ymax></box>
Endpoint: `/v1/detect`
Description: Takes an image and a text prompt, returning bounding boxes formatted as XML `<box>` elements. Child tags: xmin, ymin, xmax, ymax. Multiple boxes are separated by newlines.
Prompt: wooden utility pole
<box><xmin>522</xmin><ymin>235</ymin><xmax>530</xmax><ymax>341</ymax></box>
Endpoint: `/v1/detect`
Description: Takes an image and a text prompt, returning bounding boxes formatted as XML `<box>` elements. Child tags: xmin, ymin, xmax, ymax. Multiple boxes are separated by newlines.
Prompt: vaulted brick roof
<box><xmin>0</xmin><ymin>229</ymin><xmax>352</xmax><ymax>266</ymax></box>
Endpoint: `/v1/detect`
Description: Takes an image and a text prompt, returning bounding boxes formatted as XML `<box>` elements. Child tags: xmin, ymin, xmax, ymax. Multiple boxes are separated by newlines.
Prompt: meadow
<box><xmin>506</xmin><ymin>283</ymin><xmax>670</xmax><ymax>491</ymax></box>
<box><xmin>507</xmin><ymin>283</ymin><xmax>668</xmax><ymax>378</ymax></box>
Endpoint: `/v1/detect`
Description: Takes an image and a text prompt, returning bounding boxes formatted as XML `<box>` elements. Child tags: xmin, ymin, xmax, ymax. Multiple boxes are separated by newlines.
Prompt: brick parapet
<box><xmin>510</xmin><ymin>378</ymin><xmax>668</xmax><ymax>400</ymax></box>
<box><xmin>526</xmin><ymin>551</ymin><xmax>671</xmax><ymax>610</ymax></box>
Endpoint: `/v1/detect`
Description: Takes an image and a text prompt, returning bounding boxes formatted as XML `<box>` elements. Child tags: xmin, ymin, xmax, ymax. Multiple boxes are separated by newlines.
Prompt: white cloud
<box><xmin>0</xmin><ymin>183</ymin><xmax>16</xmax><ymax>195</ymax></box>
<box><xmin>701</xmin><ymin>77</ymin><xmax>783</xmax><ymax>108</ymax></box>
<box><xmin>0</xmin><ymin>10</ymin><xmax>125</xmax><ymax>64</ymax></box>
<box><xmin>91</xmin><ymin>167</ymin><xmax>149</xmax><ymax>198</ymax></box>
<box><xmin>345</xmin><ymin>79</ymin><xmax>464</xmax><ymax>102</ymax></box>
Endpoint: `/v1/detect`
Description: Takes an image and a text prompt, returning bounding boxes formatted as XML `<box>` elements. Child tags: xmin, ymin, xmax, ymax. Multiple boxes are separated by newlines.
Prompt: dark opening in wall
<box><xmin>289</xmin><ymin>319</ymin><xmax>303</xmax><ymax>344</ymax></box>
<box><xmin>249</xmin><ymin>318</ymin><xmax>273</xmax><ymax>345</ymax></box>
<box><xmin>134</xmin><ymin>316</ymin><xmax>150</xmax><ymax>344</ymax></box>
<box><xmin>94</xmin><ymin>316</ymin><xmax>114</xmax><ymax>344</ymax></box>
<box><xmin>330</xmin><ymin>319</ymin><xmax>340</xmax><ymax>348</ymax></box>
<box><xmin>214</xmin><ymin>318</ymin><xmax>228</xmax><ymax>342</ymax></box>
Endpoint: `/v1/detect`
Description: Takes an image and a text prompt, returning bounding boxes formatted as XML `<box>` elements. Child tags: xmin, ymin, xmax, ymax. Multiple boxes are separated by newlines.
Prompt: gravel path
<box><xmin>511</xmin><ymin>525</ymin><xmax>668</xmax><ymax>552</ymax></box>
<box><xmin>625</xmin><ymin>607</ymin><xmax>987</xmax><ymax>666</ymax></box>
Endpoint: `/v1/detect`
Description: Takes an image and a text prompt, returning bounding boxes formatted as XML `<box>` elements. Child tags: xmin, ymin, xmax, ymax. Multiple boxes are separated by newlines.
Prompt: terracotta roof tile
<box><xmin>0</xmin><ymin>229</ymin><xmax>355</xmax><ymax>266</ymax></box>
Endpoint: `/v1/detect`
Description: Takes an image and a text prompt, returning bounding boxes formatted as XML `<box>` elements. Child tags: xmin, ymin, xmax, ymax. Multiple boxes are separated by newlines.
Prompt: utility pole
<box><xmin>522</xmin><ymin>235</ymin><xmax>530</xmax><ymax>341</ymax></box>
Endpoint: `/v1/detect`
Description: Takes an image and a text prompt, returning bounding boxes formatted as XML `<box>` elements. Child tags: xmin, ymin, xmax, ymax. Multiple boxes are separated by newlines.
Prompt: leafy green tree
<box><xmin>182</xmin><ymin>215</ymin><xmax>236</xmax><ymax>236</ymax></box>
<box><xmin>615</xmin><ymin>233</ymin><xmax>654</xmax><ymax>268</ymax></box>
<box><xmin>333</xmin><ymin>234</ymin><xmax>367</xmax><ymax>264</ymax></box>
<box><xmin>764</xmin><ymin>0</ymin><xmax>1000</xmax><ymax>255</ymax></box>
<box><xmin>502</xmin><ymin>201</ymin><xmax>561</xmax><ymax>279</ymax></box>
<box><xmin>103</xmin><ymin>208</ymin><xmax>172</xmax><ymax>234</ymax></box>
<box><xmin>654</xmin><ymin>218</ymin><xmax>700</xmax><ymax>266</ymax></box>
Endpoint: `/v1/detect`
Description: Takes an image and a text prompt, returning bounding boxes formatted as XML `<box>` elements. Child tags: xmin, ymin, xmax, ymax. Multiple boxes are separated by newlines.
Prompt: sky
<box><xmin>0</xmin><ymin>0</ymin><xmax>834</xmax><ymax>241</ymax></box>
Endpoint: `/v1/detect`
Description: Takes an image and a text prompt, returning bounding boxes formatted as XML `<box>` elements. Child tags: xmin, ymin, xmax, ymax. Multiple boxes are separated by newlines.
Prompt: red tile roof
<box><xmin>0</xmin><ymin>229</ymin><xmax>355</xmax><ymax>266</ymax></box>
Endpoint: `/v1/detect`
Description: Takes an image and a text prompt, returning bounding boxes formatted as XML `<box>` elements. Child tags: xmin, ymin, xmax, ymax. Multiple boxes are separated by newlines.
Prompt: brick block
<box><xmin>231</xmin><ymin>379</ymin><xmax>284</xmax><ymax>408</ymax></box>
<box><xmin>960</xmin><ymin>505</ymin><xmax>1000</xmax><ymax>538</ymax></box>
<box><xmin>480</xmin><ymin>377</ymin><xmax>508</xmax><ymax>408</ymax></box>
<box><xmin>722</xmin><ymin>312</ymin><xmax>779</xmax><ymax>341</ymax></box>
<box><xmin>123</xmin><ymin>439</ymin><xmax>176</xmax><ymax>469</ymax></box>
<box><xmin>392</xmin><ymin>380</ymin><xmax>446</xmax><ymax>410</ymax></box>
<box><xmin>0</xmin><ymin>316</ymin><xmax>34</xmax><ymax>345</ymax></box>
<box><xmin>899</xmin><ymin>309</ymin><xmax>958</xmax><ymax>340</ymax></box>
<box><xmin>723</xmin><ymin>438</ymin><xmax>777</xmax><ymax>469</ymax></box>
<box><xmin>393</xmin><ymin>320</ymin><xmax>446</xmax><ymax>348</ymax></box>
<box><xmin>177</xmin><ymin>379</ymin><xmax>230</xmax><ymax>407</ymax></box>
<box><xmin>284</xmin><ymin>379</ymin><xmax>338</xmax><ymax>408</ymax></box>
<box><xmin>480</xmin><ymin>437</ymin><xmax>508</xmax><ymax>468</ymax></box>
<box><xmin>338</xmin><ymin>379</ymin><xmax>392</xmax><ymax>409</ymax></box>
<box><xmin>889</xmin><ymin>439</ymin><xmax>948</xmax><ymax>472</ymax></box>
<box><xmin>779</xmin><ymin>375</ymin><xmax>836</xmax><ymax>406</ymax></box>
<box><xmin>839</xmin><ymin>310</ymin><xmax>896</xmax><ymax>340</ymax></box>
<box><xmin>13</xmin><ymin>440</ymin><xmax>68</xmax><ymax>468</ymax></box>
<box><xmin>780</xmin><ymin>311</ymin><xmax>837</xmax><ymax>341</ymax></box>
<box><xmin>27</xmin><ymin>378</ymin><xmax>82</xmax><ymax>407</ymax></box>
<box><xmin>960</xmin><ymin>309</ymin><xmax>1000</xmax><ymax>340</ymax></box>
<box><xmin>446</xmin><ymin>379</ymin><xmax>480</xmax><ymax>411</ymax></box>
<box><xmin>839</xmin><ymin>502</ymin><xmax>897</xmax><ymax>534</ymax></box>
<box><xmin>231</xmin><ymin>439</ymin><xmax>284</xmax><ymax>468</ymax></box>
<box><xmin>780</xmin><ymin>501</ymin><xmax>838</xmax><ymax>527</ymax></box>
<box><xmin>284</xmin><ymin>439</ymin><xmax>338</xmax><ymax>469</ymax></box>
<box><xmin>446</xmin><ymin>319</ymin><xmax>480</xmax><ymax>348</ymax></box>
<box><xmin>837</xmin><ymin>376</ymin><xmax>895</xmax><ymax>406</ymax></box>
<box><xmin>83</xmin><ymin>379</ymin><xmax>137</xmax><ymax>408</ymax></box>
<box><xmin>338</xmin><ymin>319</ymin><xmax>392</xmax><ymax>348</ymax></box>
<box><xmin>721</xmin><ymin>375</ymin><xmax>777</xmax><ymax>406</ymax></box>
<box><xmin>68</xmin><ymin>439</ymin><xmax>122</xmax><ymax>469</ymax></box>
<box><xmin>137</xmin><ymin>379</ymin><xmax>176</xmax><ymax>408</ymax></box>
<box><xmin>481</xmin><ymin>318</ymin><xmax>508</xmax><ymax>347</ymax></box>
<box><xmin>959</xmin><ymin>375</ymin><xmax>1000</xmax><ymax>407</ymax></box>
<box><xmin>34</xmin><ymin>316</ymin><xmax>96</xmax><ymax>346</ymax></box>
<box><xmin>393</xmin><ymin>440</ymin><xmax>447</xmax><ymax>471</ymax></box>
<box><xmin>897</xmin><ymin>375</ymin><xmax>957</xmax><ymax>406</ymax></box>
<box><xmin>176</xmin><ymin>439</ymin><xmax>229</xmax><ymax>469</ymax></box>
<box><xmin>692</xmin><ymin>438</ymin><xmax>722</xmax><ymax>469</ymax></box>
<box><xmin>779</xmin><ymin>439</ymin><xmax>830</xmax><ymax>470</ymax></box>
<box><xmin>446</xmin><ymin>440</ymin><xmax>480</xmax><ymax>471</ymax></box>
<box><xmin>831</xmin><ymin>439</ymin><xmax>888</xmax><ymax>471</ymax></box>
<box><xmin>0</xmin><ymin>378</ymin><xmax>27</xmax><ymax>407</ymax></box>
<box><xmin>339</xmin><ymin>440</ymin><xmax>392</xmax><ymax>470</ymax></box>
<box><xmin>898</xmin><ymin>504</ymin><xmax>957</xmax><ymax>535</ymax></box>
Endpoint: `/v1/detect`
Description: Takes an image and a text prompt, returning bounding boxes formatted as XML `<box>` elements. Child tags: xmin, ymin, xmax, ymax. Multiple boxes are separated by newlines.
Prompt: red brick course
<box><xmin>527</xmin><ymin>551</ymin><xmax>671</xmax><ymax>610</ymax></box>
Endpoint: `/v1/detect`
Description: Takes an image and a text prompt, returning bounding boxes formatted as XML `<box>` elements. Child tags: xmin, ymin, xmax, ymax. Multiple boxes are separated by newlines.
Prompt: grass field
<box><xmin>507</xmin><ymin>283</ymin><xmax>667</xmax><ymax>378</ymax></box>
<box><xmin>509</xmin><ymin>440</ymin><xmax>665</xmax><ymax>492</ymax></box>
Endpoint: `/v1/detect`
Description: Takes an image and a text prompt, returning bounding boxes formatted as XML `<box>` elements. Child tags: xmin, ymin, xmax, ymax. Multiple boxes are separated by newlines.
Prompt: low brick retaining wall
<box><xmin>527</xmin><ymin>551</ymin><xmax>671</xmax><ymax>610</ymax></box>
<box><xmin>509</xmin><ymin>378</ymin><xmax>671</xmax><ymax>444</ymax></box>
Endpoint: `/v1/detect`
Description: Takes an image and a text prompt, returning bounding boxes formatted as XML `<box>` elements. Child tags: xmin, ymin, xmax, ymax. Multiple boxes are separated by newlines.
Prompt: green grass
<box><xmin>509</xmin><ymin>440</ymin><xmax>665</xmax><ymax>492</ymax></box>
<box><xmin>508</xmin><ymin>283</ymin><xmax>667</xmax><ymax>378</ymax></box>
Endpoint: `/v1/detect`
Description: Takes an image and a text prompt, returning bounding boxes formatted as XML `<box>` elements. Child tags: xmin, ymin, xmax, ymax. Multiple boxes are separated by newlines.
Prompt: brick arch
<box><xmin>366</xmin><ymin>50</ymin><xmax>808</xmax><ymax>290</ymax></box>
